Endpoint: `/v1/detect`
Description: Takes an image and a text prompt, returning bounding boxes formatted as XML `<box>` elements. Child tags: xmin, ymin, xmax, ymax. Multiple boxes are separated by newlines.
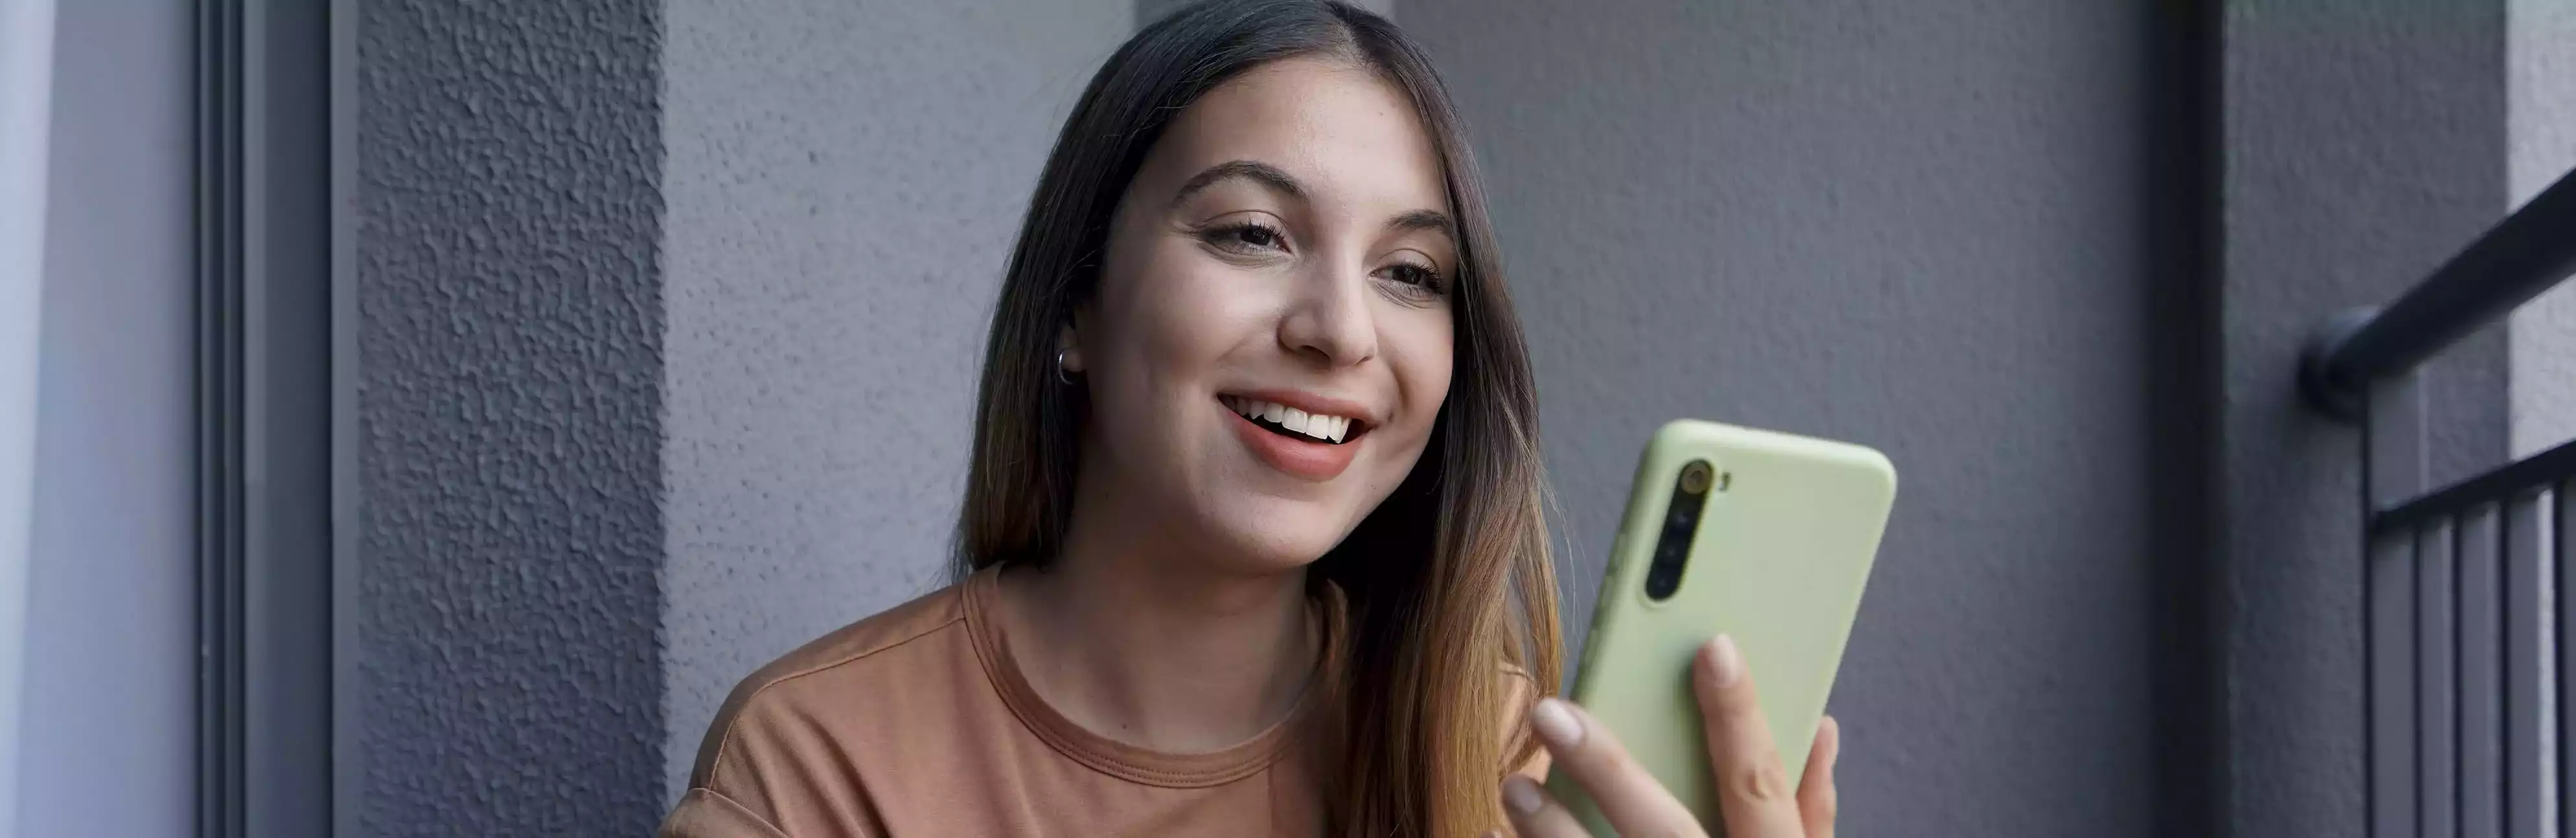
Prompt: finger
<box><xmin>1499</xmin><ymin>774</ymin><xmax>1593</xmax><ymax>838</ymax></box>
<box><xmin>1692</xmin><ymin>635</ymin><xmax>1806</xmax><ymax>837</ymax></box>
<box><xmin>1799</xmin><ymin>715</ymin><xmax>1841</xmax><ymax>838</ymax></box>
<box><xmin>1526</xmin><ymin>697</ymin><xmax>1703</xmax><ymax>835</ymax></box>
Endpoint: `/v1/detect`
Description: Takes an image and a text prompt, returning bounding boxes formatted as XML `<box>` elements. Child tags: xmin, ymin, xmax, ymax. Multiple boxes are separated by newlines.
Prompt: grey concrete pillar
<box><xmin>2216</xmin><ymin>1</ymin><xmax>2512</xmax><ymax>835</ymax></box>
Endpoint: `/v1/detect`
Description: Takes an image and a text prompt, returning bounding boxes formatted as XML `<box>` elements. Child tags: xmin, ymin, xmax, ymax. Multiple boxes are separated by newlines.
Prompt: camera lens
<box><xmin>1644</xmin><ymin>460</ymin><xmax>1715</xmax><ymax>602</ymax></box>
<box><xmin>1644</xmin><ymin>566</ymin><xmax>1679</xmax><ymax>600</ymax></box>
<box><xmin>1679</xmin><ymin>460</ymin><xmax>1712</xmax><ymax>495</ymax></box>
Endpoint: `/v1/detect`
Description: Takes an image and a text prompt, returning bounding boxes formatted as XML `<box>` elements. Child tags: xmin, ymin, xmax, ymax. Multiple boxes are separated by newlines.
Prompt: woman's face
<box><xmin>1072</xmin><ymin>56</ymin><xmax>1456</xmax><ymax>573</ymax></box>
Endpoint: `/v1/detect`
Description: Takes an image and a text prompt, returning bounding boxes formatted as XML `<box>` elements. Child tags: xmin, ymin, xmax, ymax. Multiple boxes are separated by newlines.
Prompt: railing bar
<box><xmin>2464</xmin><ymin>506</ymin><xmax>2506</xmax><ymax>838</ymax></box>
<box><xmin>2503</xmin><ymin>492</ymin><xmax>2545</xmax><ymax>837</ymax></box>
<box><xmin>2372</xmin><ymin>376</ymin><xmax>2429</xmax><ymax>838</ymax></box>
<box><xmin>2545</xmin><ymin>482</ymin><xmax>2566</xmax><ymax>835</ymax></box>
<box><xmin>2314</xmin><ymin>166</ymin><xmax>2576</xmax><ymax>396</ymax></box>
<box><xmin>2378</xmin><ymin>437</ymin><xmax>2576</xmax><ymax>537</ymax></box>
<box><xmin>2427</xmin><ymin>519</ymin><xmax>2461</xmax><ymax>838</ymax></box>
<box><xmin>2378</xmin><ymin>523</ymin><xmax>2426</xmax><ymax>837</ymax></box>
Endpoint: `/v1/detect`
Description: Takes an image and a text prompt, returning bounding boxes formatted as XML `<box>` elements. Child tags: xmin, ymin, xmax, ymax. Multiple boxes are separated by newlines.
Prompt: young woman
<box><xmin>660</xmin><ymin>2</ymin><xmax>1840</xmax><ymax>836</ymax></box>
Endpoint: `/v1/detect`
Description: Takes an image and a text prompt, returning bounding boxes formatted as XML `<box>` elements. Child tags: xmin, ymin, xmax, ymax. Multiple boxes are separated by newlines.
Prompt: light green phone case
<box><xmin>1551</xmin><ymin>420</ymin><xmax>1896</xmax><ymax>833</ymax></box>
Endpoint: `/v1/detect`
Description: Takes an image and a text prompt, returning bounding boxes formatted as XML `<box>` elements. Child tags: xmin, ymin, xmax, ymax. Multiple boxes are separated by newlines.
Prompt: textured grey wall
<box><xmin>2218</xmin><ymin>2</ymin><xmax>2511</xmax><ymax>835</ymax></box>
<box><xmin>1403</xmin><ymin>0</ymin><xmax>2161</xmax><ymax>833</ymax></box>
<box><xmin>19</xmin><ymin>3</ymin><xmax>194</xmax><ymax>835</ymax></box>
<box><xmin>2510</xmin><ymin>0</ymin><xmax>2576</xmax><ymax>458</ymax></box>
<box><xmin>355</xmin><ymin>1</ymin><xmax>668</xmax><ymax>833</ymax></box>
<box><xmin>656</xmin><ymin>0</ymin><xmax>1131</xmax><ymax>802</ymax></box>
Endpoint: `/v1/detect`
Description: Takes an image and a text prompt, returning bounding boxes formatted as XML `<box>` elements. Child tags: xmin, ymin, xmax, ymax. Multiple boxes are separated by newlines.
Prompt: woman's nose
<box><xmin>1276</xmin><ymin>257</ymin><xmax>1379</xmax><ymax>368</ymax></box>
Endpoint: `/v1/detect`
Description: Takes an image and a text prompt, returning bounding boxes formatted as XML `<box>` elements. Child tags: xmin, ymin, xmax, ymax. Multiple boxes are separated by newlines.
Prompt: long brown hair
<box><xmin>952</xmin><ymin>1</ymin><xmax>1560</xmax><ymax>833</ymax></box>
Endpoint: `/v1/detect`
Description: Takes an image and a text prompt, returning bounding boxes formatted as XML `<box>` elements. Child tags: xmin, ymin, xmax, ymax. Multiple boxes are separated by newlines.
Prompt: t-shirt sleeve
<box><xmin>665</xmin><ymin>677</ymin><xmax>887</xmax><ymax>838</ymax></box>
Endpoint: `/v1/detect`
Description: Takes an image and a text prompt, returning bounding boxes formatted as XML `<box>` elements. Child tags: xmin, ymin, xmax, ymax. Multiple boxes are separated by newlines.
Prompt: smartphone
<box><xmin>1550</xmin><ymin>419</ymin><xmax>1896</xmax><ymax>832</ymax></box>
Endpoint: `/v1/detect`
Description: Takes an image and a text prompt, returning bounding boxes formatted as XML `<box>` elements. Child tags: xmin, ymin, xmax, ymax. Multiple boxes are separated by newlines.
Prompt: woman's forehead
<box><xmin>1147</xmin><ymin>57</ymin><xmax>1449</xmax><ymax>215</ymax></box>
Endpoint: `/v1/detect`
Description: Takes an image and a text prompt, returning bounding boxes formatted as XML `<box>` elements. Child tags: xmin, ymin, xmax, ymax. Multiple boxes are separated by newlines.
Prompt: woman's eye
<box><xmin>1385</xmin><ymin>262</ymin><xmax>1443</xmax><ymax>291</ymax></box>
<box><xmin>1202</xmin><ymin>221</ymin><xmax>1286</xmax><ymax>254</ymax></box>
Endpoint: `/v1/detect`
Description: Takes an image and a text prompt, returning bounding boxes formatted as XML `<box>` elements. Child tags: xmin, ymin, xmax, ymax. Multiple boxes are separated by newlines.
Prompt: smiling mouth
<box><xmin>1221</xmin><ymin>396</ymin><xmax>1366</xmax><ymax>445</ymax></box>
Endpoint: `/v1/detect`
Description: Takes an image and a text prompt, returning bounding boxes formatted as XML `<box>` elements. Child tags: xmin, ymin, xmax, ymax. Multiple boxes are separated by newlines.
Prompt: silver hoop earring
<box><xmin>1055</xmin><ymin>349</ymin><xmax>1075</xmax><ymax>386</ymax></box>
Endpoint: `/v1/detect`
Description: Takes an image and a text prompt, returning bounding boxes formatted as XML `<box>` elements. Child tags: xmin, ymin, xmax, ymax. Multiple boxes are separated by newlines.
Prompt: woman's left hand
<box><xmin>1496</xmin><ymin>635</ymin><xmax>1841</xmax><ymax>837</ymax></box>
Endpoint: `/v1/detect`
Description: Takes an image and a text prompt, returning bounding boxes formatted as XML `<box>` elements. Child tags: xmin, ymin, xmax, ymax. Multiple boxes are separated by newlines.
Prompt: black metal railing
<box><xmin>2300</xmin><ymin>166</ymin><xmax>2576</xmax><ymax>838</ymax></box>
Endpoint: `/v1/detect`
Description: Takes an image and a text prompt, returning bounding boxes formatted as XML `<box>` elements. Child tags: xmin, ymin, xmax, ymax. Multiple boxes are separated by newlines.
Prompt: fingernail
<box><xmin>1502</xmin><ymin>775</ymin><xmax>1544</xmax><ymax>815</ymax></box>
<box><xmin>1708</xmin><ymin>635</ymin><xmax>1743</xmax><ymax>688</ymax></box>
<box><xmin>1531</xmin><ymin>697</ymin><xmax>1584</xmax><ymax>749</ymax></box>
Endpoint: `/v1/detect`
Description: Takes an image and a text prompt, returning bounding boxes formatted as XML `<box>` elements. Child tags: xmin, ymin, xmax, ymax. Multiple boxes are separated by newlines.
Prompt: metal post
<box><xmin>2419</xmin><ymin>519</ymin><xmax>2457</xmax><ymax>837</ymax></box>
<box><xmin>2500</xmin><ymin>492</ymin><xmax>2542</xmax><ymax>837</ymax></box>
<box><xmin>2557</xmin><ymin>483</ymin><xmax>2574</xmax><ymax>837</ymax></box>
<box><xmin>2458</xmin><ymin>506</ymin><xmax>2502</xmax><ymax>838</ymax></box>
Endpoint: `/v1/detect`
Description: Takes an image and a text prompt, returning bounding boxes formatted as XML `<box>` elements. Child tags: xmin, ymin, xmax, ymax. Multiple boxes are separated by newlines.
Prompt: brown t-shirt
<box><xmin>660</xmin><ymin>566</ymin><xmax>1370</xmax><ymax>837</ymax></box>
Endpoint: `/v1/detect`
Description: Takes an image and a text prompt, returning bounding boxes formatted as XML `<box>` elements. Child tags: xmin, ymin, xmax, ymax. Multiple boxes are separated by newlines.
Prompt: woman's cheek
<box><xmin>1386</xmin><ymin>312</ymin><xmax>1456</xmax><ymax>443</ymax></box>
<box><xmin>1120</xmin><ymin>266</ymin><xmax>1243</xmax><ymax>370</ymax></box>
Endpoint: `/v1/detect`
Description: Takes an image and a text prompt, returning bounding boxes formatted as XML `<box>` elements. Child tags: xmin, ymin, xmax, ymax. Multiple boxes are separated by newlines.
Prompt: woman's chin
<box><xmin>1198</xmin><ymin>507</ymin><xmax>1363</xmax><ymax>575</ymax></box>
<box><xmin>1124</xmin><ymin>480</ymin><xmax>1377</xmax><ymax>577</ymax></box>
<box><xmin>1209</xmin><ymin>533</ymin><xmax>1339</xmax><ymax>576</ymax></box>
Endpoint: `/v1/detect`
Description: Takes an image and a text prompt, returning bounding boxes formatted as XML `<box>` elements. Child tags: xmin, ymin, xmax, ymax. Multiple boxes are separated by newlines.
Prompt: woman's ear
<box><xmin>1056</xmin><ymin>321</ymin><xmax>1085</xmax><ymax>374</ymax></box>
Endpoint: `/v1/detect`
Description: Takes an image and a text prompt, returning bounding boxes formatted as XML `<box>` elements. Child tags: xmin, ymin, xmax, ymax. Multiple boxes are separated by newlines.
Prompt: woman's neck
<box><xmin>998</xmin><ymin>494</ymin><xmax>1322</xmax><ymax>754</ymax></box>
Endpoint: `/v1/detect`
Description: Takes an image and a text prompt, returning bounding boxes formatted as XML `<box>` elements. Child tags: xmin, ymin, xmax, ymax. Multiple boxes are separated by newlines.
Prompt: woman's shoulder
<box><xmin>734</xmin><ymin>580</ymin><xmax>975</xmax><ymax>699</ymax></box>
<box><xmin>682</xmin><ymin>576</ymin><xmax>983</xmax><ymax>784</ymax></box>
<box><xmin>665</xmin><ymin>574</ymin><xmax>1005</xmax><ymax>835</ymax></box>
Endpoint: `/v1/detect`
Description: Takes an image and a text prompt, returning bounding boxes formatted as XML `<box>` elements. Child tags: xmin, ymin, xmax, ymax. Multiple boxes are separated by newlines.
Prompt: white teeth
<box><xmin>1225</xmin><ymin>398</ymin><xmax>1359</xmax><ymax>443</ymax></box>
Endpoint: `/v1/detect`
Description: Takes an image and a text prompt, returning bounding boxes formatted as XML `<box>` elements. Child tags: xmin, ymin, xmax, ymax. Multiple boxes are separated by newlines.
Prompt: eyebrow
<box><xmin>1385</xmin><ymin>209</ymin><xmax>1456</xmax><ymax>242</ymax></box>
<box><xmin>1170</xmin><ymin>159</ymin><xmax>1307</xmax><ymax>207</ymax></box>
<box><xmin>1170</xmin><ymin>159</ymin><xmax>1456</xmax><ymax>242</ymax></box>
